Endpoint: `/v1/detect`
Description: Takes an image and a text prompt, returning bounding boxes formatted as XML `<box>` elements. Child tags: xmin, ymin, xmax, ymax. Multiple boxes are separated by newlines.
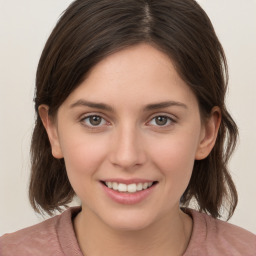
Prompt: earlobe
<box><xmin>195</xmin><ymin>107</ymin><xmax>221</xmax><ymax>160</ymax></box>
<box><xmin>38</xmin><ymin>105</ymin><xmax>63</xmax><ymax>159</ymax></box>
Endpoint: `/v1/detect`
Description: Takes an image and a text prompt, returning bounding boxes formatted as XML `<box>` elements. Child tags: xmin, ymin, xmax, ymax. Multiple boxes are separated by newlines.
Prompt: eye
<box><xmin>148</xmin><ymin>115</ymin><xmax>175</xmax><ymax>127</ymax></box>
<box><xmin>81</xmin><ymin>115</ymin><xmax>108</xmax><ymax>127</ymax></box>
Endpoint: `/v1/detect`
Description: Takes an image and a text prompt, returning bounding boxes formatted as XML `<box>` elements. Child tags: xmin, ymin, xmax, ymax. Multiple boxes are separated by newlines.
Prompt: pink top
<box><xmin>1</xmin><ymin>207</ymin><xmax>255</xmax><ymax>256</ymax></box>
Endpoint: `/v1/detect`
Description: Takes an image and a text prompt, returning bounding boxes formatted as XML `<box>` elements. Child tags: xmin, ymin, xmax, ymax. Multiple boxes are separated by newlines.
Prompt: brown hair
<box><xmin>30</xmin><ymin>0</ymin><xmax>238</xmax><ymax>219</ymax></box>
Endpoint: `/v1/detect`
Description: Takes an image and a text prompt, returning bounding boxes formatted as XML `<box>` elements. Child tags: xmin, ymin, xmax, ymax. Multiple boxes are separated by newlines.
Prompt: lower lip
<box><xmin>101</xmin><ymin>182</ymin><xmax>157</xmax><ymax>205</ymax></box>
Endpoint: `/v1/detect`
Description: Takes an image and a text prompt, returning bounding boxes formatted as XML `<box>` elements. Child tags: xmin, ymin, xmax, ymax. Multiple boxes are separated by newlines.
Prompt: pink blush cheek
<box><xmin>61</xmin><ymin>133</ymin><xmax>108</xmax><ymax>170</ymax></box>
<box><xmin>151</xmin><ymin>137</ymin><xmax>196</xmax><ymax>171</ymax></box>
<box><xmin>150</xmin><ymin>140</ymin><xmax>196</xmax><ymax>192</ymax></box>
<box><xmin>61</xmin><ymin>141</ymin><xmax>107</xmax><ymax>192</ymax></box>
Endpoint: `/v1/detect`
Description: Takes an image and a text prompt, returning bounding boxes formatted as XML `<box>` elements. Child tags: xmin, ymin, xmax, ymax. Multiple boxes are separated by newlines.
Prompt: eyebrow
<box><xmin>70</xmin><ymin>99</ymin><xmax>187</xmax><ymax>112</ymax></box>
<box><xmin>144</xmin><ymin>101</ymin><xmax>188</xmax><ymax>111</ymax></box>
<box><xmin>70</xmin><ymin>100</ymin><xmax>115</xmax><ymax>112</ymax></box>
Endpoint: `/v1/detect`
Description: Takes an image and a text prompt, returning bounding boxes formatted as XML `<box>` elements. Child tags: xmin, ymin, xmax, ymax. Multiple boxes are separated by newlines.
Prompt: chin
<box><xmin>100</xmin><ymin>210</ymin><xmax>159</xmax><ymax>232</ymax></box>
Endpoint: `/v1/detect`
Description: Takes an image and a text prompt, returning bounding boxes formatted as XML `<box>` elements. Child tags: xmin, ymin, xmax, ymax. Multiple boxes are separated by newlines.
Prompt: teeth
<box><xmin>106</xmin><ymin>182</ymin><xmax>112</xmax><ymax>188</ymax></box>
<box><xmin>136</xmin><ymin>183</ymin><xmax>143</xmax><ymax>191</ymax></box>
<box><xmin>104</xmin><ymin>181</ymin><xmax>154</xmax><ymax>193</ymax></box>
<box><xmin>113</xmin><ymin>182</ymin><xmax>118</xmax><ymax>190</ymax></box>
<box><xmin>118</xmin><ymin>183</ymin><xmax>127</xmax><ymax>192</ymax></box>
<box><xmin>143</xmin><ymin>182</ymin><xmax>148</xmax><ymax>189</ymax></box>
<box><xmin>127</xmin><ymin>184</ymin><xmax>136</xmax><ymax>193</ymax></box>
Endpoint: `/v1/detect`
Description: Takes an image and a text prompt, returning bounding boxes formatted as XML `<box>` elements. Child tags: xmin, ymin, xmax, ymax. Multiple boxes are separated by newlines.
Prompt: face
<box><xmin>41</xmin><ymin>43</ymin><xmax>219</xmax><ymax>231</ymax></box>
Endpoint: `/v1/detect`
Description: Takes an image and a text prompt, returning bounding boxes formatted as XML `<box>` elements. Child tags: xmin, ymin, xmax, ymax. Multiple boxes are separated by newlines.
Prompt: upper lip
<box><xmin>101</xmin><ymin>179</ymin><xmax>157</xmax><ymax>185</ymax></box>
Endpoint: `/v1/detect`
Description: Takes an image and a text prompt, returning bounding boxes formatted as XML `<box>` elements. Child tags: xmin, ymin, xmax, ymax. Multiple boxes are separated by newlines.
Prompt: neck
<box><xmin>73</xmin><ymin>206</ymin><xmax>192</xmax><ymax>256</ymax></box>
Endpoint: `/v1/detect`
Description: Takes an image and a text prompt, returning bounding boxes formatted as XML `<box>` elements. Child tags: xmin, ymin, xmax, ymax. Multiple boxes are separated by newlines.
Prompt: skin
<box><xmin>39</xmin><ymin>43</ymin><xmax>221</xmax><ymax>256</ymax></box>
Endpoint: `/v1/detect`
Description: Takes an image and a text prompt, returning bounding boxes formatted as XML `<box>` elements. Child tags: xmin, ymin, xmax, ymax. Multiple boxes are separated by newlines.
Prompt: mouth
<box><xmin>101</xmin><ymin>181</ymin><xmax>158</xmax><ymax>193</ymax></box>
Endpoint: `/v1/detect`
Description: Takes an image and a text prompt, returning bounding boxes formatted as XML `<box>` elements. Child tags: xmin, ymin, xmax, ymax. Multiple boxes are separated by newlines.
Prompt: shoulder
<box><xmin>0</xmin><ymin>207</ymin><xmax>82</xmax><ymax>256</ymax></box>
<box><xmin>0</xmin><ymin>213</ymin><xmax>62</xmax><ymax>256</ymax></box>
<box><xmin>184</xmin><ymin>209</ymin><xmax>256</xmax><ymax>256</ymax></box>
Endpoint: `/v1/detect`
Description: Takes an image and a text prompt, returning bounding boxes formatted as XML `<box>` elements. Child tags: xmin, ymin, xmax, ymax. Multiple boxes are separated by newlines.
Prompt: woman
<box><xmin>1</xmin><ymin>0</ymin><xmax>255</xmax><ymax>255</ymax></box>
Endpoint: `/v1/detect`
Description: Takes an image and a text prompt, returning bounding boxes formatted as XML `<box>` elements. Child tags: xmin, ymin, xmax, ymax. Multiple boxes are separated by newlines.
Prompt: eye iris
<box><xmin>156</xmin><ymin>116</ymin><xmax>168</xmax><ymax>126</ymax></box>
<box><xmin>89</xmin><ymin>116</ymin><xmax>102</xmax><ymax>126</ymax></box>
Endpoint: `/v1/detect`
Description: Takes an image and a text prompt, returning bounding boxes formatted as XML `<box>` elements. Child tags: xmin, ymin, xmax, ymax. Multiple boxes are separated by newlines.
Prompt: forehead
<box><xmin>62</xmin><ymin>43</ymin><xmax>198</xmax><ymax>109</ymax></box>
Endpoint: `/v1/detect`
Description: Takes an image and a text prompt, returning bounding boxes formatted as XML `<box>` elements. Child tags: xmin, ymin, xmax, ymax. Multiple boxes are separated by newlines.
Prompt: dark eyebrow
<box><xmin>70</xmin><ymin>100</ymin><xmax>115</xmax><ymax>112</ymax></box>
<box><xmin>70</xmin><ymin>99</ymin><xmax>187</xmax><ymax>112</ymax></box>
<box><xmin>143</xmin><ymin>101</ymin><xmax>188</xmax><ymax>111</ymax></box>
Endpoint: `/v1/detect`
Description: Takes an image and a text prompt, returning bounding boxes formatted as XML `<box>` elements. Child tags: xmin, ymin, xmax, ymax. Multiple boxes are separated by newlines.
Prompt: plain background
<box><xmin>0</xmin><ymin>0</ymin><xmax>255</xmax><ymax>236</ymax></box>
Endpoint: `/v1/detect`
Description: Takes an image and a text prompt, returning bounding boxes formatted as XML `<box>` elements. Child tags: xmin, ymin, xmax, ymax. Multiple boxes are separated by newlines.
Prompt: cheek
<box><xmin>58</xmin><ymin>133</ymin><xmax>109</xmax><ymax>190</ymax></box>
<box><xmin>149</xmin><ymin>131</ymin><xmax>200</xmax><ymax>190</ymax></box>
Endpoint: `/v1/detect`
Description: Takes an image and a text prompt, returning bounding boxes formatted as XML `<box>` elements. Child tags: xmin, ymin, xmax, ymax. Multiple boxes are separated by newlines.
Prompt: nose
<box><xmin>109</xmin><ymin>124</ymin><xmax>147</xmax><ymax>170</ymax></box>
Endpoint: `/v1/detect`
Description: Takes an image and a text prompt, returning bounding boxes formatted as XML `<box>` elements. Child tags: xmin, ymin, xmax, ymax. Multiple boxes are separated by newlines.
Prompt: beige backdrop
<box><xmin>0</xmin><ymin>0</ymin><xmax>255</xmax><ymax>235</ymax></box>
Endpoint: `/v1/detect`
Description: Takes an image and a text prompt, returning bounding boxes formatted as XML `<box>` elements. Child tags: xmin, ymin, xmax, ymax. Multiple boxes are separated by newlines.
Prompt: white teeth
<box><xmin>143</xmin><ymin>183</ymin><xmax>148</xmax><ymax>189</ymax></box>
<box><xmin>127</xmin><ymin>184</ymin><xmax>137</xmax><ymax>193</ymax></box>
<box><xmin>136</xmin><ymin>183</ymin><xmax>143</xmax><ymax>191</ymax></box>
<box><xmin>104</xmin><ymin>181</ymin><xmax>154</xmax><ymax>193</ymax></box>
<box><xmin>112</xmin><ymin>182</ymin><xmax>118</xmax><ymax>190</ymax></box>
<box><xmin>106</xmin><ymin>182</ymin><xmax>112</xmax><ymax>188</ymax></box>
<box><xmin>118</xmin><ymin>183</ymin><xmax>127</xmax><ymax>192</ymax></box>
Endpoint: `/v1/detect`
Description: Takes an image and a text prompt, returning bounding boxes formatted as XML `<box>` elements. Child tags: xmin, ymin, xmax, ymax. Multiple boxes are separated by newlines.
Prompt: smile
<box><xmin>103</xmin><ymin>181</ymin><xmax>155</xmax><ymax>193</ymax></box>
<box><xmin>101</xmin><ymin>180</ymin><xmax>158</xmax><ymax>204</ymax></box>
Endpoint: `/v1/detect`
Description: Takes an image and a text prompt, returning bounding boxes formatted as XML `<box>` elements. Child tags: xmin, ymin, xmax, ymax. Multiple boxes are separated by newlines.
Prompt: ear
<box><xmin>195</xmin><ymin>106</ymin><xmax>221</xmax><ymax>160</ymax></box>
<box><xmin>38</xmin><ymin>105</ymin><xmax>63</xmax><ymax>159</ymax></box>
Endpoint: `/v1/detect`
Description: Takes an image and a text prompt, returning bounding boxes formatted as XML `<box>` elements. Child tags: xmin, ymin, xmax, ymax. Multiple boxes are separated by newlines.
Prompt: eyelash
<box><xmin>80</xmin><ymin>114</ymin><xmax>176</xmax><ymax>129</ymax></box>
<box><xmin>147</xmin><ymin>115</ymin><xmax>176</xmax><ymax>127</ymax></box>
<box><xmin>80</xmin><ymin>114</ymin><xmax>109</xmax><ymax>128</ymax></box>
